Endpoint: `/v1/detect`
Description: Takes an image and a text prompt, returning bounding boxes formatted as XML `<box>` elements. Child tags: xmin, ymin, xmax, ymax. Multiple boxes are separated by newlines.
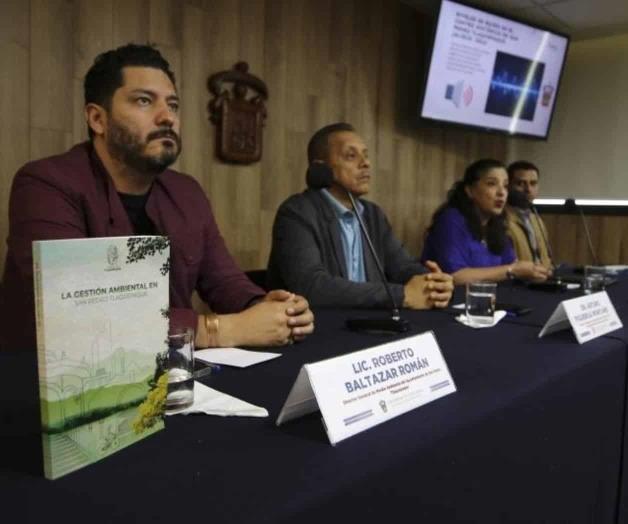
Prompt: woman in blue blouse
<box><xmin>421</xmin><ymin>159</ymin><xmax>549</xmax><ymax>285</ymax></box>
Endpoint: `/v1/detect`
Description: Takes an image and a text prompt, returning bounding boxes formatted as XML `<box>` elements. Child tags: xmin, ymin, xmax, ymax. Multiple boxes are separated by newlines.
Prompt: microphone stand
<box><xmin>530</xmin><ymin>204</ymin><xmax>566</xmax><ymax>289</ymax></box>
<box><xmin>578</xmin><ymin>207</ymin><xmax>599</xmax><ymax>266</ymax></box>
<box><xmin>344</xmin><ymin>191</ymin><xmax>409</xmax><ymax>333</ymax></box>
<box><xmin>531</xmin><ymin>204</ymin><xmax>555</xmax><ymax>266</ymax></box>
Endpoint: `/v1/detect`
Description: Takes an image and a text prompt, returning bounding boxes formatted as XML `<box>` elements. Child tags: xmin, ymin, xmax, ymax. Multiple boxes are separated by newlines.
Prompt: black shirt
<box><xmin>118</xmin><ymin>191</ymin><xmax>156</xmax><ymax>235</ymax></box>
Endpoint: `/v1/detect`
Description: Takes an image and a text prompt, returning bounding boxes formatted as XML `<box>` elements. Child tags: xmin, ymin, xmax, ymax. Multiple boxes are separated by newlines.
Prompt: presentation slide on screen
<box><xmin>421</xmin><ymin>0</ymin><xmax>568</xmax><ymax>137</ymax></box>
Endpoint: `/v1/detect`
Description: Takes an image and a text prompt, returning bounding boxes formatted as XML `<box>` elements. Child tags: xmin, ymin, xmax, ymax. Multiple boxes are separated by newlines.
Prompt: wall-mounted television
<box><xmin>419</xmin><ymin>0</ymin><xmax>570</xmax><ymax>139</ymax></box>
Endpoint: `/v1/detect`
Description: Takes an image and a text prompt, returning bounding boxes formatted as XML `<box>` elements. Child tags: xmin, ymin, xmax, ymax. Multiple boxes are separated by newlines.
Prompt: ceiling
<box><xmin>405</xmin><ymin>0</ymin><xmax>628</xmax><ymax>40</ymax></box>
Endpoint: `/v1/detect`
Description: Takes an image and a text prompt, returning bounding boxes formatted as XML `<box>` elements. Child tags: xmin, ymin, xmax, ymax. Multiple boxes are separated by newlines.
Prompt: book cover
<box><xmin>33</xmin><ymin>236</ymin><xmax>170</xmax><ymax>479</ymax></box>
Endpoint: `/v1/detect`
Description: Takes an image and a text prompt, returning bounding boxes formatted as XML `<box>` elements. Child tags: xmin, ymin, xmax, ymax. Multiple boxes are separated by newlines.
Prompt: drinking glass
<box><xmin>583</xmin><ymin>266</ymin><xmax>606</xmax><ymax>295</ymax></box>
<box><xmin>166</xmin><ymin>327</ymin><xmax>195</xmax><ymax>411</ymax></box>
<box><xmin>466</xmin><ymin>282</ymin><xmax>497</xmax><ymax>326</ymax></box>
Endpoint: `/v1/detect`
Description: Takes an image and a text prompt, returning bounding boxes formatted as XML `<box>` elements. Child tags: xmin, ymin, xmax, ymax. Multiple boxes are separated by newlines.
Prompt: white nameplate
<box><xmin>538</xmin><ymin>291</ymin><xmax>622</xmax><ymax>344</ymax></box>
<box><xmin>276</xmin><ymin>332</ymin><xmax>456</xmax><ymax>445</ymax></box>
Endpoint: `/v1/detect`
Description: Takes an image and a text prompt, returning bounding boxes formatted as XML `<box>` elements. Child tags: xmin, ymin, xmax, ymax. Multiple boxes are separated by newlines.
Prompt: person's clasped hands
<box><xmin>262</xmin><ymin>289</ymin><xmax>315</xmax><ymax>343</ymax></box>
<box><xmin>403</xmin><ymin>260</ymin><xmax>454</xmax><ymax>309</ymax></box>
<box><xmin>197</xmin><ymin>290</ymin><xmax>314</xmax><ymax>348</ymax></box>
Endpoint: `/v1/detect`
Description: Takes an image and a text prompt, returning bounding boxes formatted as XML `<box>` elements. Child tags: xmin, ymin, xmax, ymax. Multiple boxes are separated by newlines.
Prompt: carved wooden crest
<box><xmin>207</xmin><ymin>62</ymin><xmax>268</xmax><ymax>164</ymax></box>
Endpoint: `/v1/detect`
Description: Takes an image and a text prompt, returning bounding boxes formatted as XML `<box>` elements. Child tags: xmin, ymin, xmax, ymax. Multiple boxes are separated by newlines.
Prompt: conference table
<box><xmin>2</xmin><ymin>278</ymin><xmax>628</xmax><ymax>523</ymax></box>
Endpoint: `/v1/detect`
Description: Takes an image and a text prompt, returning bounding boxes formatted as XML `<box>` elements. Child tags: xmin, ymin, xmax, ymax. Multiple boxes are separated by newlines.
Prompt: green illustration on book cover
<box><xmin>33</xmin><ymin>236</ymin><xmax>170</xmax><ymax>480</ymax></box>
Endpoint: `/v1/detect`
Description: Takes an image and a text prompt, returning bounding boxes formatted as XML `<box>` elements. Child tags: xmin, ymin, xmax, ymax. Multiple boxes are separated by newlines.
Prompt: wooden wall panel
<box><xmin>29</xmin><ymin>1</ymin><xmax>73</xmax><ymax>159</ymax></box>
<box><xmin>620</xmin><ymin>222</ymin><xmax>628</xmax><ymax>262</ymax></box>
<box><xmin>260</xmin><ymin>0</ymin><xmax>287</xmax><ymax>214</ymax></box>
<box><xmin>4</xmin><ymin>0</ymin><xmax>623</xmax><ymax>284</ymax></box>
<box><xmin>113</xmin><ymin>0</ymin><xmax>149</xmax><ymax>46</ymax></box>
<box><xmin>232</xmin><ymin>0</ymin><xmax>264</xmax><ymax>270</ymax></box>
<box><xmin>0</xmin><ymin>0</ymin><xmax>30</xmax><ymax>259</ymax></box>
<box><xmin>29</xmin><ymin>129</ymin><xmax>73</xmax><ymax>163</ymax></box>
<box><xmin>149</xmin><ymin>0</ymin><xmax>181</xmax><ymax>48</ymax></box>
<box><xmin>542</xmin><ymin>213</ymin><xmax>628</xmax><ymax>266</ymax></box>
<box><xmin>73</xmin><ymin>0</ymin><xmax>113</xmax><ymax>145</ymax></box>
<box><xmin>74</xmin><ymin>0</ymin><xmax>113</xmax><ymax>78</ymax></box>
<box><xmin>30</xmin><ymin>0</ymin><xmax>73</xmax><ymax>132</ymax></box>
<box><xmin>202</xmin><ymin>0</ymin><xmax>240</xmax><ymax>259</ymax></box>
<box><xmin>179</xmin><ymin>2</ymin><xmax>209</xmax><ymax>190</ymax></box>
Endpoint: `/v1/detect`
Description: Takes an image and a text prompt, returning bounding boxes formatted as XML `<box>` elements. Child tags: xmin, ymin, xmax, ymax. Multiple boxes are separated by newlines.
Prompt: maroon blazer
<box><xmin>0</xmin><ymin>143</ymin><xmax>264</xmax><ymax>351</ymax></box>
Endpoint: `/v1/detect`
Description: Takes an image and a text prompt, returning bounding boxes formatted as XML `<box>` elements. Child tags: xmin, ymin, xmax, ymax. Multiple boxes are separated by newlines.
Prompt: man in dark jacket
<box><xmin>267</xmin><ymin>123</ymin><xmax>453</xmax><ymax>310</ymax></box>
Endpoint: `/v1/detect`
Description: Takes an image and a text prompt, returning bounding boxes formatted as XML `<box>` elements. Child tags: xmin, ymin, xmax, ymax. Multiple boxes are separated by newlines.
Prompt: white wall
<box><xmin>508</xmin><ymin>33</ymin><xmax>628</xmax><ymax>199</ymax></box>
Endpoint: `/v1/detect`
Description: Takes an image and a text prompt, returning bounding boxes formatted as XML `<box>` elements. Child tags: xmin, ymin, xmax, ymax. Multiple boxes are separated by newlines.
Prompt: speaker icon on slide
<box><xmin>445</xmin><ymin>81</ymin><xmax>473</xmax><ymax>108</ymax></box>
<box><xmin>541</xmin><ymin>84</ymin><xmax>554</xmax><ymax>107</ymax></box>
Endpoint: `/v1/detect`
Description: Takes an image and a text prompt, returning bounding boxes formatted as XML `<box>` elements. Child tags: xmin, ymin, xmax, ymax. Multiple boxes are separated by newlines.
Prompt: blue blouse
<box><xmin>421</xmin><ymin>207</ymin><xmax>515</xmax><ymax>274</ymax></box>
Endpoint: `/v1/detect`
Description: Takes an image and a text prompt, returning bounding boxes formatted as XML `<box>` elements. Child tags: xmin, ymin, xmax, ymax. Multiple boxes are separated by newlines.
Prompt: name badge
<box><xmin>538</xmin><ymin>291</ymin><xmax>622</xmax><ymax>344</ymax></box>
<box><xmin>276</xmin><ymin>332</ymin><xmax>456</xmax><ymax>445</ymax></box>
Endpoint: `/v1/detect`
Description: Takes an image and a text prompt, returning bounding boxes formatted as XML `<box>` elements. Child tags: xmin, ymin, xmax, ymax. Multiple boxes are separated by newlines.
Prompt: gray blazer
<box><xmin>266</xmin><ymin>189</ymin><xmax>426</xmax><ymax>308</ymax></box>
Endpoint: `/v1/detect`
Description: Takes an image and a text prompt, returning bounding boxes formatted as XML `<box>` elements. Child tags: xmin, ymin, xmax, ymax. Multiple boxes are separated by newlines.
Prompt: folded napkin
<box><xmin>166</xmin><ymin>381</ymin><xmax>268</xmax><ymax>417</ymax></box>
<box><xmin>195</xmin><ymin>347</ymin><xmax>281</xmax><ymax>368</ymax></box>
<box><xmin>455</xmin><ymin>310</ymin><xmax>507</xmax><ymax>329</ymax></box>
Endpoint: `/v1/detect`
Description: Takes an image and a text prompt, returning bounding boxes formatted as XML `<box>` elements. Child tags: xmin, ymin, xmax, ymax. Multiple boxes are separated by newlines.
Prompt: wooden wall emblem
<box><xmin>207</xmin><ymin>62</ymin><xmax>268</xmax><ymax>164</ymax></box>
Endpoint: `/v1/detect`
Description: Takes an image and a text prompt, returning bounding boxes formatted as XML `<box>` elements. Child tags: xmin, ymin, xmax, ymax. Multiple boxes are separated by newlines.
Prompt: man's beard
<box><xmin>106</xmin><ymin>119</ymin><xmax>182</xmax><ymax>175</ymax></box>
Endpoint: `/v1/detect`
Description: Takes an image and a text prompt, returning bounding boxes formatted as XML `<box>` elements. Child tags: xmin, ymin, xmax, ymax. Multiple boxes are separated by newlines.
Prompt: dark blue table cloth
<box><xmin>2</xmin><ymin>284</ymin><xmax>628</xmax><ymax>523</ymax></box>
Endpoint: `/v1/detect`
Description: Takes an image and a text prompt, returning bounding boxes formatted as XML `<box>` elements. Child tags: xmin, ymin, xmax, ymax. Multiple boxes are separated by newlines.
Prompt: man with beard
<box><xmin>0</xmin><ymin>44</ymin><xmax>313</xmax><ymax>351</ymax></box>
<box><xmin>505</xmin><ymin>160</ymin><xmax>553</xmax><ymax>269</ymax></box>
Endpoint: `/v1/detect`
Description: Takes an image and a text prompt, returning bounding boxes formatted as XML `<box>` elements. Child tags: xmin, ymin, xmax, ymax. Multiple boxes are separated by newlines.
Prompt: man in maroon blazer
<box><xmin>0</xmin><ymin>44</ymin><xmax>313</xmax><ymax>351</ymax></box>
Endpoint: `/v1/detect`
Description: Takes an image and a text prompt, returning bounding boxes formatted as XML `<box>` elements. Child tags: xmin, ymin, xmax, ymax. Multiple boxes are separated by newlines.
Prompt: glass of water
<box><xmin>466</xmin><ymin>282</ymin><xmax>497</xmax><ymax>327</ymax></box>
<box><xmin>166</xmin><ymin>327</ymin><xmax>195</xmax><ymax>412</ymax></box>
<box><xmin>583</xmin><ymin>265</ymin><xmax>606</xmax><ymax>295</ymax></box>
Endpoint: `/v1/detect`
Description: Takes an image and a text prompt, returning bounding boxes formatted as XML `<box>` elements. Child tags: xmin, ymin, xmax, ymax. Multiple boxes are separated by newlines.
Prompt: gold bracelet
<box><xmin>204</xmin><ymin>312</ymin><xmax>220</xmax><ymax>347</ymax></box>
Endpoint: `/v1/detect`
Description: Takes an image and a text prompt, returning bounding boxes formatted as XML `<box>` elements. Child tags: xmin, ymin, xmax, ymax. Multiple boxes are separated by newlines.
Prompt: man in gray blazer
<box><xmin>267</xmin><ymin>122</ymin><xmax>453</xmax><ymax>309</ymax></box>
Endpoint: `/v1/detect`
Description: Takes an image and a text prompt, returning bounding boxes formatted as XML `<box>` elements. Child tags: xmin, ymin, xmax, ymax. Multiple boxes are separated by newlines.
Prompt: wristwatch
<box><xmin>506</xmin><ymin>266</ymin><xmax>515</xmax><ymax>280</ymax></box>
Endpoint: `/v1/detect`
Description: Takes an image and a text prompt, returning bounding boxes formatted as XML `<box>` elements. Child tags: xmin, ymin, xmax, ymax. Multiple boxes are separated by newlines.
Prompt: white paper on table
<box><xmin>166</xmin><ymin>381</ymin><xmax>268</xmax><ymax>417</ymax></box>
<box><xmin>455</xmin><ymin>310</ymin><xmax>507</xmax><ymax>328</ymax></box>
<box><xmin>195</xmin><ymin>347</ymin><xmax>281</xmax><ymax>368</ymax></box>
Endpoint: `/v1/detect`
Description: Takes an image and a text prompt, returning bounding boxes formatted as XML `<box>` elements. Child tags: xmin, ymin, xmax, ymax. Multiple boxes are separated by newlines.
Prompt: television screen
<box><xmin>420</xmin><ymin>0</ymin><xmax>569</xmax><ymax>139</ymax></box>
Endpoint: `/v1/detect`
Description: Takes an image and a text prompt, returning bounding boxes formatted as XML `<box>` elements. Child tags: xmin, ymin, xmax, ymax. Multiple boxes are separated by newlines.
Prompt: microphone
<box><xmin>306</xmin><ymin>163</ymin><xmax>409</xmax><ymax>333</ymax></box>
<box><xmin>577</xmin><ymin>206</ymin><xmax>599</xmax><ymax>265</ymax></box>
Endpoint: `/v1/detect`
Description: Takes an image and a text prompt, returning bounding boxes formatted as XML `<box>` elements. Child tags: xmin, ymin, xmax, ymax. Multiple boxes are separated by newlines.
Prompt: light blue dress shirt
<box><xmin>321</xmin><ymin>189</ymin><xmax>366</xmax><ymax>282</ymax></box>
